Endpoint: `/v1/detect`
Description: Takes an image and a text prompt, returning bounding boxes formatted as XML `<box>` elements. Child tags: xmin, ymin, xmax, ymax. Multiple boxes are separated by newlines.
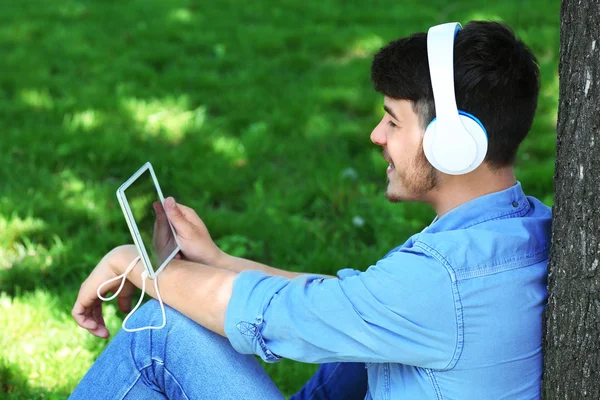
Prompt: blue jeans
<box><xmin>70</xmin><ymin>300</ymin><xmax>368</xmax><ymax>399</ymax></box>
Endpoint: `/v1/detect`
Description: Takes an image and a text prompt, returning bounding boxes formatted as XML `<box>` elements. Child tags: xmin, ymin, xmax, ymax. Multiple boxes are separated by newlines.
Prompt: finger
<box><xmin>164</xmin><ymin>197</ymin><xmax>191</xmax><ymax>234</ymax></box>
<box><xmin>175</xmin><ymin>204</ymin><xmax>203</xmax><ymax>225</ymax></box>
<box><xmin>77</xmin><ymin>278</ymin><xmax>105</xmax><ymax>307</ymax></box>
<box><xmin>154</xmin><ymin>202</ymin><xmax>169</xmax><ymax>228</ymax></box>
<box><xmin>116</xmin><ymin>282</ymin><xmax>135</xmax><ymax>314</ymax></box>
<box><xmin>117</xmin><ymin>294</ymin><xmax>133</xmax><ymax>314</ymax></box>
<box><xmin>154</xmin><ymin>201</ymin><xmax>167</xmax><ymax>219</ymax></box>
<box><xmin>90</xmin><ymin>303</ymin><xmax>109</xmax><ymax>338</ymax></box>
<box><xmin>72</xmin><ymin>302</ymin><xmax>98</xmax><ymax>330</ymax></box>
<box><xmin>88</xmin><ymin>324</ymin><xmax>109</xmax><ymax>338</ymax></box>
<box><xmin>91</xmin><ymin>303</ymin><xmax>109</xmax><ymax>338</ymax></box>
<box><xmin>93</xmin><ymin>302</ymin><xmax>107</xmax><ymax>329</ymax></box>
<box><xmin>153</xmin><ymin>200</ymin><xmax>164</xmax><ymax>215</ymax></box>
<box><xmin>73</xmin><ymin>290</ymin><xmax>92</xmax><ymax>319</ymax></box>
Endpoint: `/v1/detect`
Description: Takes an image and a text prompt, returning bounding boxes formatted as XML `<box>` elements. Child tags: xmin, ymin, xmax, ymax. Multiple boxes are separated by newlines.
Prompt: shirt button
<box><xmin>512</xmin><ymin>201</ymin><xmax>519</xmax><ymax>208</ymax></box>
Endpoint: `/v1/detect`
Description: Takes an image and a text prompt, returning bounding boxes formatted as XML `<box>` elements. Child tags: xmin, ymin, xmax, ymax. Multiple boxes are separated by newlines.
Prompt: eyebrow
<box><xmin>383</xmin><ymin>105</ymin><xmax>401</xmax><ymax>122</ymax></box>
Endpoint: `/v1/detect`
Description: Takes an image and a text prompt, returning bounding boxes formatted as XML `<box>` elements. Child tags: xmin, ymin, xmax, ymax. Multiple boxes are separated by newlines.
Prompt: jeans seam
<box><xmin>424</xmin><ymin>368</ymin><xmax>444</xmax><ymax>400</ymax></box>
<box><xmin>307</xmin><ymin>363</ymin><xmax>342</xmax><ymax>400</ymax></box>
<box><xmin>384</xmin><ymin>363</ymin><xmax>390</xmax><ymax>400</ymax></box>
<box><xmin>151</xmin><ymin>358</ymin><xmax>192</xmax><ymax>400</ymax></box>
<box><xmin>117</xmin><ymin>373</ymin><xmax>143</xmax><ymax>400</ymax></box>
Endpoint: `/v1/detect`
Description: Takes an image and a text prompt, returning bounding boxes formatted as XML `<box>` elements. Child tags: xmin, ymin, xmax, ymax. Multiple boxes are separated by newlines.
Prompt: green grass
<box><xmin>0</xmin><ymin>0</ymin><xmax>559</xmax><ymax>397</ymax></box>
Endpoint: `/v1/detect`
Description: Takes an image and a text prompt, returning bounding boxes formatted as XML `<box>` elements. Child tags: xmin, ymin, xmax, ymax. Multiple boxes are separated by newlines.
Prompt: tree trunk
<box><xmin>542</xmin><ymin>0</ymin><xmax>600</xmax><ymax>398</ymax></box>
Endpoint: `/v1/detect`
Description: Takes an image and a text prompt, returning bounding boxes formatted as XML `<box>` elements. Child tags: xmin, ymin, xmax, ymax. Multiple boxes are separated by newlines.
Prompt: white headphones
<box><xmin>422</xmin><ymin>22</ymin><xmax>488</xmax><ymax>175</ymax></box>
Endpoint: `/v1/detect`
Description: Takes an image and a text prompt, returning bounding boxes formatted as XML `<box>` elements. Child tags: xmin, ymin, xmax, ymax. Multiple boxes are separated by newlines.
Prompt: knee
<box><xmin>129</xmin><ymin>299</ymin><xmax>227</xmax><ymax>349</ymax></box>
<box><xmin>127</xmin><ymin>299</ymin><xmax>235</xmax><ymax>360</ymax></box>
<box><xmin>127</xmin><ymin>299</ymin><xmax>188</xmax><ymax>332</ymax></box>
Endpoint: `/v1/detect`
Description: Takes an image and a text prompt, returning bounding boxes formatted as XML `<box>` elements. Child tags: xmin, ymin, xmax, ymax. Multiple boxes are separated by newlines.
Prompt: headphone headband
<box><xmin>427</xmin><ymin>23</ymin><xmax>462</xmax><ymax>127</ymax></box>
<box><xmin>423</xmin><ymin>22</ymin><xmax>488</xmax><ymax>175</ymax></box>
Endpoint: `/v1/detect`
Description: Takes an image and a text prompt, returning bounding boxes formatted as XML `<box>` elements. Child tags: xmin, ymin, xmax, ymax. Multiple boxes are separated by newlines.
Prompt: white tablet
<box><xmin>116</xmin><ymin>162</ymin><xmax>180</xmax><ymax>279</ymax></box>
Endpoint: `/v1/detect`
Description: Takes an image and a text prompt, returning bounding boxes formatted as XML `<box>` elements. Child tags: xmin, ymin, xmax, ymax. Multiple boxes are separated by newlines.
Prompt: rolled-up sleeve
<box><xmin>224</xmin><ymin>248</ymin><xmax>458</xmax><ymax>369</ymax></box>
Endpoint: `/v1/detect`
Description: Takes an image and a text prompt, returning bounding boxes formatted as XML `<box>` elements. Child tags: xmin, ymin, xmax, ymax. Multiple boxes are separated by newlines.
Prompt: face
<box><xmin>370</xmin><ymin>97</ymin><xmax>439</xmax><ymax>202</ymax></box>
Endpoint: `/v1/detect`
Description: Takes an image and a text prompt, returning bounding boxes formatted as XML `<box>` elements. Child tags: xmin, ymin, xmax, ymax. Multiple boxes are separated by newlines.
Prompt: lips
<box><xmin>382</xmin><ymin>151</ymin><xmax>394</xmax><ymax>173</ymax></box>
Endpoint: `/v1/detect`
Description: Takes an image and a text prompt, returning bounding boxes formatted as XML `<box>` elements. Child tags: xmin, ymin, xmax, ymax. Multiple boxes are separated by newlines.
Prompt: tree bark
<box><xmin>542</xmin><ymin>0</ymin><xmax>600</xmax><ymax>398</ymax></box>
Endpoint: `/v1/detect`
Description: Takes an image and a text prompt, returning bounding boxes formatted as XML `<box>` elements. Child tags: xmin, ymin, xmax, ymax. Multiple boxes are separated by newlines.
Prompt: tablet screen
<box><xmin>123</xmin><ymin>169</ymin><xmax>177</xmax><ymax>273</ymax></box>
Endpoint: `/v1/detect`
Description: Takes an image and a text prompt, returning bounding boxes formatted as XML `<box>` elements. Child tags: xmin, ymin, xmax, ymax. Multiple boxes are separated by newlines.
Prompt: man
<box><xmin>71</xmin><ymin>20</ymin><xmax>551</xmax><ymax>399</ymax></box>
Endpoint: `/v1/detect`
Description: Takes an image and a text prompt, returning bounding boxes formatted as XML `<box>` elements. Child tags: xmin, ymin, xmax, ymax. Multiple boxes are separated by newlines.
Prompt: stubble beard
<box><xmin>385</xmin><ymin>149</ymin><xmax>439</xmax><ymax>203</ymax></box>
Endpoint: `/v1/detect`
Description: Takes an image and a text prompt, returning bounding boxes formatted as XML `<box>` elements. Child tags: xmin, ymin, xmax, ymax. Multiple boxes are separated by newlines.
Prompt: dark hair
<box><xmin>371</xmin><ymin>20</ymin><xmax>540</xmax><ymax>168</ymax></box>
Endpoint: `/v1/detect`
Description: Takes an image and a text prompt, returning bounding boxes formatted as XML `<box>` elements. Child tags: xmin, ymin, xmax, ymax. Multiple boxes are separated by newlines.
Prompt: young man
<box><xmin>71</xmin><ymin>20</ymin><xmax>551</xmax><ymax>399</ymax></box>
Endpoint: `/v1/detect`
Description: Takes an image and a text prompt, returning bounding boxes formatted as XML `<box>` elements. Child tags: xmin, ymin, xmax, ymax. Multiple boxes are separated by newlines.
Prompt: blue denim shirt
<box><xmin>225</xmin><ymin>182</ymin><xmax>552</xmax><ymax>400</ymax></box>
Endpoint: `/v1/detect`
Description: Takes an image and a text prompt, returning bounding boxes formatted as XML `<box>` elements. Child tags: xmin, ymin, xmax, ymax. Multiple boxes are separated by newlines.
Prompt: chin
<box><xmin>385</xmin><ymin>180</ymin><xmax>427</xmax><ymax>203</ymax></box>
<box><xmin>386</xmin><ymin>164</ymin><xmax>438</xmax><ymax>203</ymax></box>
<box><xmin>385</xmin><ymin>184</ymin><xmax>410</xmax><ymax>203</ymax></box>
<box><xmin>385</xmin><ymin>192</ymin><xmax>405</xmax><ymax>203</ymax></box>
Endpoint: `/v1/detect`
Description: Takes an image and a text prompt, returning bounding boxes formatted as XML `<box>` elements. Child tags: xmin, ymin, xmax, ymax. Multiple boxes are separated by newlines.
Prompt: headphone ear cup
<box><xmin>422</xmin><ymin>119</ymin><xmax>438</xmax><ymax>169</ymax></box>
<box><xmin>423</xmin><ymin>115</ymin><xmax>488</xmax><ymax>175</ymax></box>
<box><xmin>459</xmin><ymin>114</ymin><xmax>488</xmax><ymax>172</ymax></box>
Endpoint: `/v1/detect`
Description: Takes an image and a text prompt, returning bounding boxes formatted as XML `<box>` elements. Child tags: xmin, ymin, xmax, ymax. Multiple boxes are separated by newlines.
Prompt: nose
<box><xmin>370</xmin><ymin>119</ymin><xmax>386</xmax><ymax>146</ymax></box>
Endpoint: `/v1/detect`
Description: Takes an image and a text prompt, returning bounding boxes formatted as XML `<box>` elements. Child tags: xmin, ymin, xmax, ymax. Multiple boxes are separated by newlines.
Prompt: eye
<box><xmin>387</xmin><ymin>120</ymin><xmax>397</xmax><ymax>128</ymax></box>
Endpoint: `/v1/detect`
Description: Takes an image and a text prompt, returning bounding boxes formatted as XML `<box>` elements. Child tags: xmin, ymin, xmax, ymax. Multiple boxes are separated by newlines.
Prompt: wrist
<box><xmin>213</xmin><ymin>249</ymin><xmax>232</xmax><ymax>270</ymax></box>
<box><xmin>107</xmin><ymin>245</ymin><xmax>139</xmax><ymax>276</ymax></box>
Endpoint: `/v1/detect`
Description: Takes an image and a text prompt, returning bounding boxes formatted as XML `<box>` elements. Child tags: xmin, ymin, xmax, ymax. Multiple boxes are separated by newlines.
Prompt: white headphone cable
<box><xmin>97</xmin><ymin>255</ymin><xmax>166</xmax><ymax>332</ymax></box>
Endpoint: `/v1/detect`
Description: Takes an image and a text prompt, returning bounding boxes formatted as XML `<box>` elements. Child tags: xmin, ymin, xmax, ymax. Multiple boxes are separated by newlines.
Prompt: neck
<box><xmin>427</xmin><ymin>166</ymin><xmax>517</xmax><ymax>217</ymax></box>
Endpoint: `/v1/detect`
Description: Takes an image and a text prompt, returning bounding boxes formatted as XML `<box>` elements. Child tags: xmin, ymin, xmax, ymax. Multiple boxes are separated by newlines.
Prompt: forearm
<box><xmin>215</xmin><ymin>253</ymin><xmax>319</xmax><ymax>279</ymax></box>
<box><xmin>119</xmin><ymin>256</ymin><xmax>236</xmax><ymax>336</ymax></box>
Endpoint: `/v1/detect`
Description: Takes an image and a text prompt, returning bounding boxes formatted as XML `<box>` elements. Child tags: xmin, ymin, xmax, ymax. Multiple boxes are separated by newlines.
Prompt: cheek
<box><xmin>390</xmin><ymin>134</ymin><xmax>421</xmax><ymax>164</ymax></box>
<box><xmin>408</xmin><ymin>132</ymin><xmax>425</xmax><ymax>161</ymax></box>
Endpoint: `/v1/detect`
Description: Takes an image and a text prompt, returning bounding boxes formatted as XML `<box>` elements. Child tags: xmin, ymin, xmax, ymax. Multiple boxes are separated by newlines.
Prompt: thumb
<box><xmin>164</xmin><ymin>197</ymin><xmax>189</xmax><ymax>232</ymax></box>
<box><xmin>153</xmin><ymin>201</ymin><xmax>168</xmax><ymax>226</ymax></box>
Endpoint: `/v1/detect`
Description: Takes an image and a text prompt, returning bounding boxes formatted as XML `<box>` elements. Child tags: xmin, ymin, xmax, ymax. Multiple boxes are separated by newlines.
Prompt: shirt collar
<box><xmin>424</xmin><ymin>181</ymin><xmax>530</xmax><ymax>233</ymax></box>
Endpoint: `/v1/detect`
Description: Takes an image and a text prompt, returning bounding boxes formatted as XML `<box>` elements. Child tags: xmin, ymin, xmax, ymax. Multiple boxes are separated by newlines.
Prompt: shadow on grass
<box><xmin>1</xmin><ymin>360</ymin><xmax>67</xmax><ymax>400</ymax></box>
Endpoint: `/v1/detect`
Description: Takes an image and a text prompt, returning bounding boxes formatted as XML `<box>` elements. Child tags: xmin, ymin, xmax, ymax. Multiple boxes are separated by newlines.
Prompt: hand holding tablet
<box><xmin>116</xmin><ymin>162</ymin><xmax>180</xmax><ymax>279</ymax></box>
